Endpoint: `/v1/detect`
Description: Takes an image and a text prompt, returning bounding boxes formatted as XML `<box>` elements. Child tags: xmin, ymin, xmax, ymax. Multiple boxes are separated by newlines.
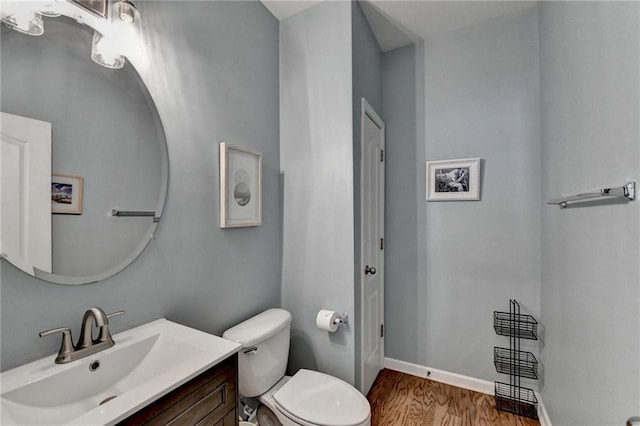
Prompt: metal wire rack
<box><xmin>494</xmin><ymin>347</ymin><xmax>538</xmax><ymax>380</ymax></box>
<box><xmin>493</xmin><ymin>311</ymin><xmax>538</xmax><ymax>340</ymax></box>
<box><xmin>493</xmin><ymin>299</ymin><xmax>539</xmax><ymax>420</ymax></box>
<box><xmin>495</xmin><ymin>382</ymin><xmax>538</xmax><ymax>419</ymax></box>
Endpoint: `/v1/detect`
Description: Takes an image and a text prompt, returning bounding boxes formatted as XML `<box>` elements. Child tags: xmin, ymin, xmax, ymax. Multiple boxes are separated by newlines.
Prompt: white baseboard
<box><xmin>536</xmin><ymin>395</ymin><xmax>552</xmax><ymax>426</ymax></box>
<box><xmin>384</xmin><ymin>357</ymin><xmax>494</xmax><ymax>394</ymax></box>
<box><xmin>384</xmin><ymin>357</ymin><xmax>551</xmax><ymax>426</ymax></box>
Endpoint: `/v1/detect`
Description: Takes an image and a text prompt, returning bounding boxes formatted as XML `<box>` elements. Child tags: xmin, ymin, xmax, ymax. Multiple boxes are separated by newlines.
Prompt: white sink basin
<box><xmin>1</xmin><ymin>319</ymin><xmax>241</xmax><ymax>425</ymax></box>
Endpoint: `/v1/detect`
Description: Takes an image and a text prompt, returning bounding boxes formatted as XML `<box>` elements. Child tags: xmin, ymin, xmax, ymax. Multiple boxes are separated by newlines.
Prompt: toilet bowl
<box><xmin>260</xmin><ymin>371</ymin><xmax>370</xmax><ymax>426</ymax></box>
<box><xmin>223</xmin><ymin>309</ymin><xmax>371</xmax><ymax>426</ymax></box>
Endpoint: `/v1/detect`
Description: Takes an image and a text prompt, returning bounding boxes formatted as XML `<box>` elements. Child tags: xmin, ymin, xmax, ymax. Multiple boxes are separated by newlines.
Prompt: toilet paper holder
<box><xmin>334</xmin><ymin>313</ymin><xmax>348</xmax><ymax>326</ymax></box>
<box><xmin>316</xmin><ymin>310</ymin><xmax>349</xmax><ymax>332</ymax></box>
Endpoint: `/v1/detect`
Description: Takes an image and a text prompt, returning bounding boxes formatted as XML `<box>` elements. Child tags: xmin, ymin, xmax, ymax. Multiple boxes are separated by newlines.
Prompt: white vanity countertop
<box><xmin>1</xmin><ymin>319</ymin><xmax>241</xmax><ymax>426</ymax></box>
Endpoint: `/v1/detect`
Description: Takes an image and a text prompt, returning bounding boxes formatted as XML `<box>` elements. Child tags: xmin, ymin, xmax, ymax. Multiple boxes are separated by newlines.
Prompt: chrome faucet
<box><xmin>39</xmin><ymin>307</ymin><xmax>125</xmax><ymax>364</ymax></box>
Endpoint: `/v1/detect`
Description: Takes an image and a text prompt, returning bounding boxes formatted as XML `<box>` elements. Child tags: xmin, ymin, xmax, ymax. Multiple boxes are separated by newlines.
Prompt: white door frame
<box><xmin>359</xmin><ymin>97</ymin><xmax>385</xmax><ymax>393</ymax></box>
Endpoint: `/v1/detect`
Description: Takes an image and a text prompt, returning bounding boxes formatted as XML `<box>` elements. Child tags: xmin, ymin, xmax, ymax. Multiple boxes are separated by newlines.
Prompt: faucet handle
<box><xmin>39</xmin><ymin>327</ymin><xmax>72</xmax><ymax>338</ymax></box>
<box><xmin>39</xmin><ymin>327</ymin><xmax>75</xmax><ymax>364</ymax></box>
<box><xmin>106</xmin><ymin>309</ymin><xmax>125</xmax><ymax>320</ymax></box>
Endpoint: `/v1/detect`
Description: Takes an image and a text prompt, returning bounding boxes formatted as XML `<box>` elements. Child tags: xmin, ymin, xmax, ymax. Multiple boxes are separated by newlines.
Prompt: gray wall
<box><xmin>351</xmin><ymin>0</ymin><xmax>382</xmax><ymax>390</ymax></box>
<box><xmin>381</xmin><ymin>44</ymin><xmax>418</xmax><ymax>363</ymax></box>
<box><xmin>381</xmin><ymin>5</ymin><xmax>640</xmax><ymax>423</ymax></box>
<box><xmin>1</xmin><ymin>1</ymin><xmax>281</xmax><ymax>371</ymax></box>
<box><xmin>417</xmin><ymin>8</ymin><xmax>542</xmax><ymax>380</ymax></box>
<box><xmin>352</xmin><ymin>2</ymin><xmax>382</xmax><ymax>116</ymax></box>
<box><xmin>539</xmin><ymin>2</ymin><xmax>640</xmax><ymax>424</ymax></box>
<box><xmin>2</xmin><ymin>18</ymin><xmax>163</xmax><ymax>279</ymax></box>
<box><xmin>279</xmin><ymin>1</ymin><xmax>355</xmax><ymax>385</ymax></box>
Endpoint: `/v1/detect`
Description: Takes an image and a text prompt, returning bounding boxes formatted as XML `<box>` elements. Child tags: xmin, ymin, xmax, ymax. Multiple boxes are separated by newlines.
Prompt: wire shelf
<box><xmin>495</xmin><ymin>382</ymin><xmax>538</xmax><ymax>420</ymax></box>
<box><xmin>493</xmin><ymin>311</ymin><xmax>538</xmax><ymax>340</ymax></box>
<box><xmin>494</xmin><ymin>347</ymin><xmax>538</xmax><ymax>379</ymax></box>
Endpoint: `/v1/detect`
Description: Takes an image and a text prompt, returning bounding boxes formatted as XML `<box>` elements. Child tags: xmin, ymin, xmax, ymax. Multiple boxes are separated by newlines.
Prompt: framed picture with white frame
<box><xmin>51</xmin><ymin>173</ymin><xmax>84</xmax><ymax>214</ymax></box>
<box><xmin>426</xmin><ymin>158</ymin><xmax>481</xmax><ymax>201</ymax></box>
<box><xmin>219</xmin><ymin>142</ymin><xmax>262</xmax><ymax>228</ymax></box>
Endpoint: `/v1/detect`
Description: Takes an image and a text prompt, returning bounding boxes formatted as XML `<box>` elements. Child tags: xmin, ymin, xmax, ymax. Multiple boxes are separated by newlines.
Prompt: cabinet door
<box><xmin>119</xmin><ymin>355</ymin><xmax>237</xmax><ymax>426</ymax></box>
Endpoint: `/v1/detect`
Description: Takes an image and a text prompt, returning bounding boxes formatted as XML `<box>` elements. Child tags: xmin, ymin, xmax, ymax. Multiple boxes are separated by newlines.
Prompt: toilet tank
<box><xmin>222</xmin><ymin>308</ymin><xmax>292</xmax><ymax>397</ymax></box>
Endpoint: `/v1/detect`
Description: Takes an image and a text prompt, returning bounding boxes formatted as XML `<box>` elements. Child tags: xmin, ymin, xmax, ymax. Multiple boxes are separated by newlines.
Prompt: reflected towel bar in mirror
<box><xmin>111</xmin><ymin>209</ymin><xmax>160</xmax><ymax>222</ymax></box>
<box><xmin>547</xmin><ymin>181</ymin><xmax>635</xmax><ymax>208</ymax></box>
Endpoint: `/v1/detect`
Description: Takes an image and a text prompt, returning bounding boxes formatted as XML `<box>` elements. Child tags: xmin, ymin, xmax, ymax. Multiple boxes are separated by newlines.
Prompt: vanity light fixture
<box><xmin>91</xmin><ymin>30</ymin><xmax>125</xmax><ymax>69</ymax></box>
<box><xmin>1</xmin><ymin>0</ymin><xmax>140</xmax><ymax>70</ymax></box>
<box><xmin>114</xmin><ymin>0</ymin><xmax>138</xmax><ymax>24</ymax></box>
<box><xmin>1</xmin><ymin>3</ymin><xmax>44</xmax><ymax>36</ymax></box>
<box><xmin>36</xmin><ymin>2</ymin><xmax>63</xmax><ymax>18</ymax></box>
<box><xmin>89</xmin><ymin>0</ymin><xmax>141</xmax><ymax>68</ymax></box>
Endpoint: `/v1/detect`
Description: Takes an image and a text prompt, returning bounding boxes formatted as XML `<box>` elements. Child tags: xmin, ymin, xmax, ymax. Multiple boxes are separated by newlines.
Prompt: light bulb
<box><xmin>2</xmin><ymin>3</ymin><xmax>44</xmax><ymax>36</ymax></box>
<box><xmin>37</xmin><ymin>2</ymin><xmax>62</xmax><ymax>18</ymax></box>
<box><xmin>114</xmin><ymin>1</ymin><xmax>138</xmax><ymax>24</ymax></box>
<box><xmin>91</xmin><ymin>31</ymin><xmax>125</xmax><ymax>69</ymax></box>
<box><xmin>34</xmin><ymin>0</ymin><xmax>62</xmax><ymax>18</ymax></box>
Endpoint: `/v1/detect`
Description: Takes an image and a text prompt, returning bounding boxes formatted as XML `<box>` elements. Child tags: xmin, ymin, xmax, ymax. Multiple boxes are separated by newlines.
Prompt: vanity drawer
<box><xmin>119</xmin><ymin>354</ymin><xmax>238</xmax><ymax>426</ymax></box>
<box><xmin>195</xmin><ymin>404</ymin><xmax>236</xmax><ymax>426</ymax></box>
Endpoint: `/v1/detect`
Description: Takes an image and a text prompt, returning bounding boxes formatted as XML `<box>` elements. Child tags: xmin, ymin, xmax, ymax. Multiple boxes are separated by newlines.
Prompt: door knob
<box><xmin>364</xmin><ymin>265</ymin><xmax>377</xmax><ymax>275</ymax></box>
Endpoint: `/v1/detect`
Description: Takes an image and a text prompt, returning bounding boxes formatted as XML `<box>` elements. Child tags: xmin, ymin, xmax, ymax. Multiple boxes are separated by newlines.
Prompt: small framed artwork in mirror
<box><xmin>426</xmin><ymin>158</ymin><xmax>481</xmax><ymax>201</ymax></box>
<box><xmin>219</xmin><ymin>142</ymin><xmax>262</xmax><ymax>228</ymax></box>
<box><xmin>52</xmin><ymin>173</ymin><xmax>84</xmax><ymax>214</ymax></box>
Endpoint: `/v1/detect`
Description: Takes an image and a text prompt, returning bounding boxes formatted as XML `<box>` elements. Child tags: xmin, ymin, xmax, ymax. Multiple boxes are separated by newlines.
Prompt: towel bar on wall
<box><xmin>547</xmin><ymin>181</ymin><xmax>635</xmax><ymax>208</ymax></box>
<box><xmin>111</xmin><ymin>209</ymin><xmax>160</xmax><ymax>222</ymax></box>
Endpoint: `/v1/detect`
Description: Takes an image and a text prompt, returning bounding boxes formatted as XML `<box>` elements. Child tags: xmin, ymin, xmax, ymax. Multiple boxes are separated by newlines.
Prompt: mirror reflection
<box><xmin>0</xmin><ymin>16</ymin><xmax>168</xmax><ymax>285</ymax></box>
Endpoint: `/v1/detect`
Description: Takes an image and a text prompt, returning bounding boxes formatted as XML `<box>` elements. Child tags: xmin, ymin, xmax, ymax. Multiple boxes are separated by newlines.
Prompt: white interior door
<box><xmin>360</xmin><ymin>98</ymin><xmax>385</xmax><ymax>394</ymax></box>
<box><xmin>1</xmin><ymin>112</ymin><xmax>52</xmax><ymax>275</ymax></box>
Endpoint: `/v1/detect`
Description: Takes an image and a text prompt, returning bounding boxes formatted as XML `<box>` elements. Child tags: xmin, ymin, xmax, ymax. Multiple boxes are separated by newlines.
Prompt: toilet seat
<box><xmin>273</xmin><ymin>369</ymin><xmax>370</xmax><ymax>426</ymax></box>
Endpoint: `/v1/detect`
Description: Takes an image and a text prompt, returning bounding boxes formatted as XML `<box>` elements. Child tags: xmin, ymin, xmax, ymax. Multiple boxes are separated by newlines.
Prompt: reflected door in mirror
<box><xmin>1</xmin><ymin>112</ymin><xmax>52</xmax><ymax>275</ymax></box>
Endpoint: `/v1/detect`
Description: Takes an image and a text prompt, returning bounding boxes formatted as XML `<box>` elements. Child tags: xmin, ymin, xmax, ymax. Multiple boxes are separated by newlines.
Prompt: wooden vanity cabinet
<box><xmin>119</xmin><ymin>354</ymin><xmax>238</xmax><ymax>426</ymax></box>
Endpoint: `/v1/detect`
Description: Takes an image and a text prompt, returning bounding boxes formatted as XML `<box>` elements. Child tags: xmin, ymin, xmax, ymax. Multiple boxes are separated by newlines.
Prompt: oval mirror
<box><xmin>1</xmin><ymin>16</ymin><xmax>168</xmax><ymax>285</ymax></box>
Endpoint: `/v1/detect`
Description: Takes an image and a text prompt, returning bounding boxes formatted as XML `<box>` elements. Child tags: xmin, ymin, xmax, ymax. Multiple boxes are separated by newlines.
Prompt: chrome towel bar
<box><xmin>111</xmin><ymin>209</ymin><xmax>160</xmax><ymax>222</ymax></box>
<box><xmin>547</xmin><ymin>181</ymin><xmax>635</xmax><ymax>208</ymax></box>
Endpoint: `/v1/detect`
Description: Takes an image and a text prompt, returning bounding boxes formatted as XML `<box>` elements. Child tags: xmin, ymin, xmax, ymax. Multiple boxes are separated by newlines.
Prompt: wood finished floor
<box><xmin>367</xmin><ymin>369</ymin><xmax>540</xmax><ymax>426</ymax></box>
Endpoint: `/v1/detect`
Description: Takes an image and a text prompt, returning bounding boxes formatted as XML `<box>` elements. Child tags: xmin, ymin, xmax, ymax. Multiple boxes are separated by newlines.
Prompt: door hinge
<box><xmin>380</xmin><ymin>150</ymin><xmax>385</xmax><ymax>162</ymax></box>
<box><xmin>380</xmin><ymin>238</ymin><xmax>384</xmax><ymax>250</ymax></box>
<box><xmin>380</xmin><ymin>324</ymin><xmax>384</xmax><ymax>338</ymax></box>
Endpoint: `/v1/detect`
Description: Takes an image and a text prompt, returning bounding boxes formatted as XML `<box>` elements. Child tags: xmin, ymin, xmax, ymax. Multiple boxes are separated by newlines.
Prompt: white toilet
<box><xmin>222</xmin><ymin>308</ymin><xmax>371</xmax><ymax>426</ymax></box>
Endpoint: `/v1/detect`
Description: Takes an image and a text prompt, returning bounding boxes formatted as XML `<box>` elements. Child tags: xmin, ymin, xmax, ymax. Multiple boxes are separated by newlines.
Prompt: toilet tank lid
<box><xmin>222</xmin><ymin>308</ymin><xmax>292</xmax><ymax>347</ymax></box>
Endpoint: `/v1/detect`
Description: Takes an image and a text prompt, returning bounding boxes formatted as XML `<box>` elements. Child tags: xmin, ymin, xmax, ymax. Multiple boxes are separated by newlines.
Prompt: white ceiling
<box><xmin>261</xmin><ymin>0</ymin><xmax>539</xmax><ymax>52</ymax></box>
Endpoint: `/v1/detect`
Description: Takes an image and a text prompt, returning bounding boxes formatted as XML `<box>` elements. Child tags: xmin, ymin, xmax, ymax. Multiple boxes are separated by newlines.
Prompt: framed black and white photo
<box><xmin>219</xmin><ymin>142</ymin><xmax>262</xmax><ymax>228</ymax></box>
<box><xmin>52</xmin><ymin>173</ymin><xmax>84</xmax><ymax>214</ymax></box>
<box><xmin>426</xmin><ymin>158</ymin><xmax>481</xmax><ymax>201</ymax></box>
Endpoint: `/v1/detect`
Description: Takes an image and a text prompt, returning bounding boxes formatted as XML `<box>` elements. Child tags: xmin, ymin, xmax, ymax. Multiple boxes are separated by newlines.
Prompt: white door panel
<box><xmin>360</xmin><ymin>99</ymin><xmax>384</xmax><ymax>394</ymax></box>
<box><xmin>1</xmin><ymin>112</ymin><xmax>52</xmax><ymax>275</ymax></box>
